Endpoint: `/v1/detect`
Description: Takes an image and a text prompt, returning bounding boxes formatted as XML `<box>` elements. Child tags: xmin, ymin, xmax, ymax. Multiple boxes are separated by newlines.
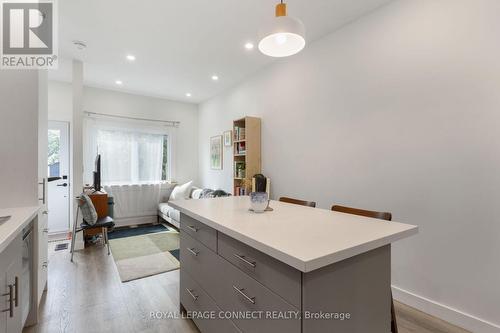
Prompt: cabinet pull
<box><xmin>38</xmin><ymin>178</ymin><xmax>46</xmax><ymax>204</ymax></box>
<box><xmin>186</xmin><ymin>289</ymin><xmax>199</xmax><ymax>302</ymax></box>
<box><xmin>43</xmin><ymin>228</ymin><xmax>49</xmax><ymax>233</ymax></box>
<box><xmin>233</xmin><ymin>254</ymin><xmax>256</xmax><ymax>268</ymax></box>
<box><xmin>1</xmin><ymin>285</ymin><xmax>14</xmax><ymax>317</ymax></box>
<box><xmin>186</xmin><ymin>248</ymin><xmax>199</xmax><ymax>257</ymax></box>
<box><xmin>233</xmin><ymin>285</ymin><xmax>256</xmax><ymax>304</ymax></box>
<box><xmin>13</xmin><ymin>276</ymin><xmax>18</xmax><ymax>307</ymax></box>
<box><xmin>187</xmin><ymin>225</ymin><xmax>198</xmax><ymax>232</ymax></box>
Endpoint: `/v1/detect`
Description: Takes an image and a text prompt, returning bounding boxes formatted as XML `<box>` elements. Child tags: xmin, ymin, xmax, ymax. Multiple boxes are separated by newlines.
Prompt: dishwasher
<box><xmin>21</xmin><ymin>224</ymin><xmax>33</xmax><ymax>326</ymax></box>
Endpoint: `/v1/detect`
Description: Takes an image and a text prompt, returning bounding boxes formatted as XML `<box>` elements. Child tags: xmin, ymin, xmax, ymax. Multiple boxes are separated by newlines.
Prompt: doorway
<box><xmin>47</xmin><ymin>121</ymin><xmax>70</xmax><ymax>235</ymax></box>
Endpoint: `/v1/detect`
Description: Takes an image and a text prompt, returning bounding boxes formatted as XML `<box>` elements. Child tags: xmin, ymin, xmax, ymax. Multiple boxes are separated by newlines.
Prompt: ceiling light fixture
<box><xmin>186</xmin><ymin>93</ymin><xmax>192</xmax><ymax>97</ymax></box>
<box><xmin>115</xmin><ymin>80</ymin><xmax>123</xmax><ymax>85</ymax></box>
<box><xmin>258</xmin><ymin>0</ymin><xmax>306</xmax><ymax>58</ymax></box>
<box><xmin>244</xmin><ymin>42</ymin><xmax>254</xmax><ymax>50</ymax></box>
<box><xmin>211</xmin><ymin>75</ymin><xmax>219</xmax><ymax>81</ymax></box>
<box><xmin>126</xmin><ymin>54</ymin><xmax>136</xmax><ymax>61</ymax></box>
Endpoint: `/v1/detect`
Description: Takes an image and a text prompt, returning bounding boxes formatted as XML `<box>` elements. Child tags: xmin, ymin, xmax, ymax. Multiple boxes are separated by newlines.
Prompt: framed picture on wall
<box><xmin>223</xmin><ymin>130</ymin><xmax>232</xmax><ymax>146</ymax></box>
<box><xmin>210</xmin><ymin>135</ymin><xmax>223</xmax><ymax>170</ymax></box>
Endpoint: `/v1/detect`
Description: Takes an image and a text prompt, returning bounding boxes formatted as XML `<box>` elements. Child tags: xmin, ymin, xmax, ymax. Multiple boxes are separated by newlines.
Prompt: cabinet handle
<box><xmin>186</xmin><ymin>248</ymin><xmax>199</xmax><ymax>257</ymax></box>
<box><xmin>233</xmin><ymin>285</ymin><xmax>256</xmax><ymax>304</ymax></box>
<box><xmin>42</xmin><ymin>261</ymin><xmax>48</xmax><ymax>268</ymax></box>
<box><xmin>38</xmin><ymin>178</ymin><xmax>46</xmax><ymax>204</ymax></box>
<box><xmin>43</xmin><ymin>228</ymin><xmax>49</xmax><ymax>233</ymax></box>
<box><xmin>233</xmin><ymin>254</ymin><xmax>256</xmax><ymax>268</ymax></box>
<box><xmin>186</xmin><ymin>288</ymin><xmax>199</xmax><ymax>302</ymax></box>
<box><xmin>1</xmin><ymin>285</ymin><xmax>14</xmax><ymax>317</ymax></box>
<box><xmin>187</xmin><ymin>225</ymin><xmax>198</xmax><ymax>232</ymax></box>
<box><xmin>13</xmin><ymin>276</ymin><xmax>18</xmax><ymax>307</ymax></box>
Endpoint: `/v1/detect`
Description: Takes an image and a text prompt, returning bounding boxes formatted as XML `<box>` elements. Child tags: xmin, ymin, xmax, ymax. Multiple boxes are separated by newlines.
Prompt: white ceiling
<box><xmin>50</xmin><ymin>0</ymin><xmax>392</xmax><ymax>103</ymax></box>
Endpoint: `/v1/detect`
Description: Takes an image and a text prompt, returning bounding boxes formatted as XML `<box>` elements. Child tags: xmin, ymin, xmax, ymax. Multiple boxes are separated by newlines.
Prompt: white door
<box><xmin>47</xmin><ymin>121</ymin><xmax>70</xmax><ymax>234</ymax></box>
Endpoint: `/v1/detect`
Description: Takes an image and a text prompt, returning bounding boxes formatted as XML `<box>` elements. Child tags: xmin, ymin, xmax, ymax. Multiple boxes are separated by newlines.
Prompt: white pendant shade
<box><xmin>258</xmin><ymin>8</ymin><xmax>306</xmax><ymax>58</ymax></box>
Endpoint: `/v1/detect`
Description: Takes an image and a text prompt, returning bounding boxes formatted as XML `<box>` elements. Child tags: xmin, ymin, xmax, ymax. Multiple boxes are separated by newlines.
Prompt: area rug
<box><xmin>109</xmin><ymin>226</ymin><xmax>180</xmax><ymax>282</ymax></box>
<box><xmin>108</xmin><ymin>224</ymin><xmax>171</xmax><ymax>240</ymax></box>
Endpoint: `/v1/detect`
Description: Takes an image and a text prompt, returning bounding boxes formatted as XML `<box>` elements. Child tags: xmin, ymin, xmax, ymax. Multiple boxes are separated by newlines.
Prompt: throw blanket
<box><xmin>199</xmin><ymin>189</ymin><xmax>231</xmax><ymax>199</ymax></box>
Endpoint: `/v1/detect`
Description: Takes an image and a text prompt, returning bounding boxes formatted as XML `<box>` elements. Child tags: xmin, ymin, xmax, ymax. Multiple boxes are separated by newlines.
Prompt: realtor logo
<box><xmin>1</xmin><ymin>0</ymin><xmax>58</xmax><ymax>69</ymax></box>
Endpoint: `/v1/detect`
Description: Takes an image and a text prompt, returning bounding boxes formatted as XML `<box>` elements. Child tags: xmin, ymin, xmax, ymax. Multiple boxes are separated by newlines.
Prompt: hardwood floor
<box><xmin>24</xmin><ymin>242</ymin><xmax>470</xmax><ymax>333</ymax></box>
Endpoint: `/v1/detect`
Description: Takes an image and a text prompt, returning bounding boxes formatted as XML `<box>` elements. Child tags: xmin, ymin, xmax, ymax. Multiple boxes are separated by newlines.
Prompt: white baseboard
<box><xmin>392</xmin><ymin>286</ymin><xmax>500</xmax><ymax>333</ymax></box>
<box><xmin>113</xmin><ymin>215</ymin><xmax>157</xmax><ymax>228</ymax></box>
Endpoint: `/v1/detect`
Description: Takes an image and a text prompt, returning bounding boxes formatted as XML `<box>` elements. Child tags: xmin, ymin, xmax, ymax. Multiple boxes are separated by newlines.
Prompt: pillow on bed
<box><xmin>169</xmin><ymin>181</ymin><xmax>193</xmax><ymax>200</ymax></box>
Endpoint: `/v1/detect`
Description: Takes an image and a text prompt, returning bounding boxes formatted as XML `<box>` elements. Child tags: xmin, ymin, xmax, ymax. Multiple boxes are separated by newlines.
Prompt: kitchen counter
<box><xmin>169</xmin><ymin>196</ymin><xmax>418</xmax><ymax>272</ymax></box>
<box><xmin>0</xmin><ymin>206</ymin><xmax>40</xmax><ymax>253</ymax></box>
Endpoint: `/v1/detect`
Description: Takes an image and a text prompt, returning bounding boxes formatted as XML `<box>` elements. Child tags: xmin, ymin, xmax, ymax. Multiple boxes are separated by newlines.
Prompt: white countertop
<box><xmin>169</xmin><ymin>197</ymin><xmax>418</xmax><ymax>272</ymax></box>
<box><xmin>0</xmin><ymin>206</ymin><xmax>40</xmax><ymax>253</ymax></box>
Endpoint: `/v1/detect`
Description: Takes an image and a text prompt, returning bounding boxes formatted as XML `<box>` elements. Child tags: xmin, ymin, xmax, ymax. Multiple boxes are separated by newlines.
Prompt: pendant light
<box><xmin>258</xmin><ymin>0</ymin><xmax>306</xmax><ymax>58</ymax></box>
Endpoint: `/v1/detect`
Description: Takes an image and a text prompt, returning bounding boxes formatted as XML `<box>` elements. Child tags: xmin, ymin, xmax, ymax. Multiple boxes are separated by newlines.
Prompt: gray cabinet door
<box><xmin>180</xmin><ymin>232</ymin><xmax>222</xmax><ymax>298</ymax></box>
<box><xmin>0</xmin><ymin>267</ymin><xmax>5</xmax><ymax>333</ymax></box>
<box><xmin>0</xmin><ymin>236</ymin><xmax>22</xmax><ymax>333</ymax></box>
<box><xmin>218</xmin><ymin>232</ymin><xmax>301</xmax><ymax>308</ymax></box>
<box><xmin>210</xmin><ymin>254</ymin><xmax>301</xmax><ymax>333</ymax></box>
<box><xmin>302</xmin><ymin>245</ymin><xmax>391</xmax><ymax>333</ymax></box>
<box><xmin>181</xmin><ymin>269</ymin><xmax>242</xmax><ymax>333</ymax></box>
<box><xmin>181</xmin><ymin>213</ymin><xmax>217</xmax><ymax>251</ymax></box>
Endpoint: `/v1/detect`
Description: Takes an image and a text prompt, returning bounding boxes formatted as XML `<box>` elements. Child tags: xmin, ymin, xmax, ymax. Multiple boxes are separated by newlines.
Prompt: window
<box><xmin>94</xmin><ymin>129</ymin><xmax>169</xmax><ymax>185</ymax></box>
<box><xmin>47</xmin><ymin>129</ymin><xmax>61</xmax><ymax>177</ymax></box>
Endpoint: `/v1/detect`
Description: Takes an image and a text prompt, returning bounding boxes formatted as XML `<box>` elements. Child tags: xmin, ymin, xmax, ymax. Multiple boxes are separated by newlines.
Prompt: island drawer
<box><xmin>211</xmin><ymin>253</ymin><xmax>301</xmax><ymax>333</ymax></box>
<box><xmin>218</xmin><ymin>233</ymin><xmax>301</xmax><ymax>308</ymax></box>
<box><xmin>181</xmin><ymin>213</ymin><xmax>217</xmax><ymax>252</ymax></box>
<box><xmin>181</xmin><ymin>269</ymin><xmax>242</xmax><ymax>333</ymax></box>
<box><xmin>180</xmin><ymin>232</ymin><xmax>221</xmax><ymax>295</ymax></box>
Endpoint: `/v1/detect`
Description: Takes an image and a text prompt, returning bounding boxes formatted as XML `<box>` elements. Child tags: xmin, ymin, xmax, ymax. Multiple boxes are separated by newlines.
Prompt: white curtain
<box><xmin>97</xmin><ymin>129</ymin><xmax>163</xmax><ymax>184</ymax></box>
<box><xmin>84</xmin><ymin>117</ymin><xmax>171</xmax><ymax>185</ymax></box>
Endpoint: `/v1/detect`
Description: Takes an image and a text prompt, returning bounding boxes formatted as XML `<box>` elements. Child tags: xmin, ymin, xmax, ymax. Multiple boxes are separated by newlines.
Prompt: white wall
<box><xmin>198</xmin><ymin>0</ymin><xmax>500</xmax><ymax>331</ymax></box>
<box><xmin>48</xmin><ymin>81</ymin><xmax>199</xmax><ymax>184</ymax></box>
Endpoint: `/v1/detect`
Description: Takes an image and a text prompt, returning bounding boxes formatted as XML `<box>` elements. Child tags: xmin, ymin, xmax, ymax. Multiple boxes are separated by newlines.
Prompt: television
<box><xmin>93</xmin><ymin>154</ymin><xmax>101</xmax><ymax>192</ymax></box>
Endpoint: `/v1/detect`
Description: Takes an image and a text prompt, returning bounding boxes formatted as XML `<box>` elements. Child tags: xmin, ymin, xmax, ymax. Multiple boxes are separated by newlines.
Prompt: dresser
<box><xmin>171</xmin><ymin>197</ymin><xmax>418</xmax><ymax>333</ymax></box>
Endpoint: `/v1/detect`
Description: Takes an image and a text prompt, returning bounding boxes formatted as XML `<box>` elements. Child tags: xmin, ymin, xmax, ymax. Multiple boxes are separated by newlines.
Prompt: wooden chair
<box><xmin>331</xmin><ymin>205</ymin><xmax>392</xmax><ymax>221</ymax></box>
<box><xmin>331</xmin><ymin>204</ymin><xmax>398</xmax><ymax>333</ymax></box>
<box><xmin>279</xmin><ymin>197</ymin><xmax>316</xmax><ymax>208</ymax></box>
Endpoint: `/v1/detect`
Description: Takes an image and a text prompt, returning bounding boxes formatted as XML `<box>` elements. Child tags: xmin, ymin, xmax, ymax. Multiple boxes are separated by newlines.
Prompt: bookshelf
<box><xmin>233</xmin><ymin>116</ymin><xmax>261</xmax><ymax>196</ymax></box>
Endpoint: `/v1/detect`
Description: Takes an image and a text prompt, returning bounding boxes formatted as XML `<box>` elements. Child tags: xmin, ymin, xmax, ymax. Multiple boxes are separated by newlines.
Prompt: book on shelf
<box><xmin>234</xmin><ymin>161</ymin><xmax>246</xmax><ymax>178</ymax></box>
<box><xmin>234</xmin><ymin>126</ymin><xmax>246</xmax><ymax>141</ymax></box>
<box><xmin>235</xmin><ymin>141</ymin><xmax>246</xmax><ymax>155</ymax></box>
<box><xmin>234</xmin><ymin>186</ymin><xmax>248</xmax><ymax>196</ymax></box>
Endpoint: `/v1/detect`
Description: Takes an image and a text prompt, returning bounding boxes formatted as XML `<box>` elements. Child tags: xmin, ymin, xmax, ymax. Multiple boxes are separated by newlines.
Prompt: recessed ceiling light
<box><xmin>126</xmin><ymin>54</ymin><xmax>136</xmax><ymax>61</ymax></box>
<box><xmin>186</xmin><ymin>93</ymin><xmax>192</xmax><ymax>97</ymax></box>
<box><xmin>211</xmin><ymin>75</ymin><xmax>219</xmax><ymax>81</ymax></box>
<box><xmin>244</xmin><ymin>42</ymin><xmax>254</xmax><ymax>50</ymax></box>
<box><xmin>115</xmin><ymin>80</ymin><xmax>123</xmax><ymax>85</ymax></box>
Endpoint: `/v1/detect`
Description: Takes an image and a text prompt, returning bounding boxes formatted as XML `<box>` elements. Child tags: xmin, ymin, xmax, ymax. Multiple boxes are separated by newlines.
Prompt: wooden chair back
<box><xmin>279</xmin><ymin>197</ymin><xmax>316</xmax><ymax>208</ymax></box>
<box><xmin>331</xmin><ymin>205</ymin><xmax>392</xmax><ymax>221</ymax></box>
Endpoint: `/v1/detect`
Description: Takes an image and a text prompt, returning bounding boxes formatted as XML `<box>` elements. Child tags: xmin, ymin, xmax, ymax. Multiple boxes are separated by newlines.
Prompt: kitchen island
<box><xmin>169</xmin><ymin>196</ymin><xmax>418</xmax><ymax>333</ymax></box>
